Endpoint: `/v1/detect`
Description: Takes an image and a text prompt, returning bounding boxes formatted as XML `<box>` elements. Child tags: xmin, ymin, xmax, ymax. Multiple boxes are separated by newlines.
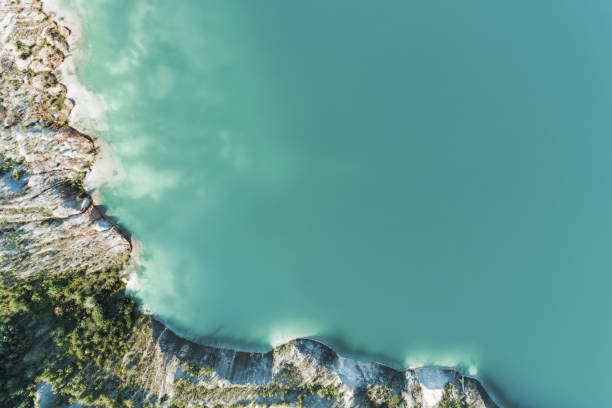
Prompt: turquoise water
<box><xmin>70</xmin><ymin>0</ymin><xmax>612</xmax><ymax>406</ymax></box>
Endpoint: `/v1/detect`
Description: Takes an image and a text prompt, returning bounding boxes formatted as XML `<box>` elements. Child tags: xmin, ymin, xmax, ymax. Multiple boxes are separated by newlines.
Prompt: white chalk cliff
<box><xmin>0</xmin><ymin>1</ymin><xmax>499</xmax><ymax>407</ymax></box>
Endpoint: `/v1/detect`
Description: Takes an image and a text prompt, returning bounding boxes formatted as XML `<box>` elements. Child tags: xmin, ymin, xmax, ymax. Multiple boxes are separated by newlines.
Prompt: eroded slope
<box><xmin>0</xmin><ymin>2</ymin><xmax>499</xmax><ymax>407</ymax></box>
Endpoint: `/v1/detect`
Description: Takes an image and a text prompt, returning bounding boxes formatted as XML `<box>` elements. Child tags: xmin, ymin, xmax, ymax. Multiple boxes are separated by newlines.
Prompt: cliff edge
<box><xmin>0</xmin><ymin>1</ymin><xmax>499</xmax><ymax>407</ymax></box>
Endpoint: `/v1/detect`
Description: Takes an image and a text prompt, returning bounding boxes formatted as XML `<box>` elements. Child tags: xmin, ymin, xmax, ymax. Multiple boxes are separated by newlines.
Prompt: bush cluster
<box><xmin>0</xmin><ymin>267</ymin><xmax>139</xmax><ymax>407</ymax></box>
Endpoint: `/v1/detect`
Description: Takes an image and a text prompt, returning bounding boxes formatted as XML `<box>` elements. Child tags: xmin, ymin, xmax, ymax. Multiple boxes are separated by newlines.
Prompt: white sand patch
<box><xmin>335</xmin><ymin>356</ymin><xmax>379</xmax><ymax>390</ymax></box>
<box><xmin>59</xmin><ymin>63</ymin><xmax>110</xmax><ymax>133</ymax></box>
<box><xmin>43</xmin><ymin>0</ymin><xmax>84</xmax><ymax>30</ymax></box>
<box><xmin>0</xmin><ymin>11</ymin><xmax>16</xmax><ymax>43</ymax></box>
<box><xmin>43</xmin><ymin>0</ymin><xmax>109</xmax><ymax>133</ymax></box>
<box><xmin>335</xmin><ymin>357</ymin><xmax>360</xmax><ymax>388</ymax></box>
<box><xmin>44</xmin><ymin>0</ymin><xmax>124</xmax><ymax>195</ymax></box>
<box><xmin>415</xmin><ymin>368</ymin><xmax>452</xmax><ymax>408</ymax></box>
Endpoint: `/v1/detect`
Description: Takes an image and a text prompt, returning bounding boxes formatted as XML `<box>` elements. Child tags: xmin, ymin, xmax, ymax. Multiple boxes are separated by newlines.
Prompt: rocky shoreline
<box><xmin>0</xmin><ymin>1</ymin><xmax>499</xmax><ymax>407</ymax></box>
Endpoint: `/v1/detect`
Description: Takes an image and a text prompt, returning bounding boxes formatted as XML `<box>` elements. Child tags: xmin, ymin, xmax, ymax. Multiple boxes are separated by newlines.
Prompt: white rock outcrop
<box><xmin>0</xmin><ymin>1</ymin><xmax>499</xmax><ymax>407</ymax></box>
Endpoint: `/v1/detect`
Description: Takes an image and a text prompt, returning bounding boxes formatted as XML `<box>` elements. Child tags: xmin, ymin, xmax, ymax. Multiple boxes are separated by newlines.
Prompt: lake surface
<box><xmin>69</xmin><ymin>0</ymin><xmax>612</xmax><ymax>406</ymax></box>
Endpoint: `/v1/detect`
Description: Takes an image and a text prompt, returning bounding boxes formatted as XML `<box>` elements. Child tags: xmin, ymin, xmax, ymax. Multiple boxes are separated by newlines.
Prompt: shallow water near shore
<box><xmin>64</xmin><ymin>0</ymin><xmax>612</xmax><ymax>406</ymax></box>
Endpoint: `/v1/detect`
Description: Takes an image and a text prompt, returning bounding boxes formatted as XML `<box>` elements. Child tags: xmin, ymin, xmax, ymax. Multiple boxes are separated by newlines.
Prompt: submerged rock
<box><xmin>0</xmin><ymin>1</ymin><xmax>498</xmax><ymax>407</ymax></box>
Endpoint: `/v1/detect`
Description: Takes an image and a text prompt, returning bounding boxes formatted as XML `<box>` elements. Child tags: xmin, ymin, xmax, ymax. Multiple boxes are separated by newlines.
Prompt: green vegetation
<box><xmin>439</xmin><ymin>383</ymin><xmax>471</xmax><ymax>408</ymax></box>
<box><xmin>0</xmin><ymin>222</ymin><xmax>28</xmax><ymax>255</ymax></box>
<box><xmin>440</xmin><ymin>399</ymin><xmax>471</xmax><ymax>408</ymax></box>
<box><xmin>173</xmin><ymin>375</ymin><xmax>343</xmax><ymax>408</ymax></box>
<box><xmin>273</xmin><ymin>362</ymin><xmax>303</xmax><ymax>387</ymax></box>
<box><xmin>365</xmin><ymin>384</ymin><xmax>403</xmax><ymax>408</ymax></box>
<box><xmin>0</xmin><ymin>313</ymin><xmax>38</xmax><ymax>407</ymax></box>
<box><xmin>0</xmin><ymin>266</ymin><xmax>139</xmax><ymax>407</ymax></box>
<box><xmin>0</xmin><ymin>155</ymin><xmax>24</xmax><ymax>180</ymax></box>
<box><xmin>44</xmin><ymin>26</ymin><xmax>68</xmax><ymax>48</ymax></box>
<box><xmin>66</xmin><ymin>177</ymin><xmax>88</xmax><ymax>201</ymax></box>
<box><xmin>182</xmin><ymin>361</ymin><xmax>214</xmax><ymax>379</ymax></box>
<box><xmin>411</xmin><ymin>381</ymin><xmax>423</xmax><ymax>407</ymax></box>
<box><xmin>16</xmin><ymin>41</ymin><xmax>32</xmax><ymax>60</ymax></box>
<box><xmin>36</xmin><ymin>71</ymin><xmax>59</xmax><ymax>88</ymax></box>
<box><xmin>48</xmin><ymin>94</ymin><xmax>67</xmax><ymax>111</ymax></box>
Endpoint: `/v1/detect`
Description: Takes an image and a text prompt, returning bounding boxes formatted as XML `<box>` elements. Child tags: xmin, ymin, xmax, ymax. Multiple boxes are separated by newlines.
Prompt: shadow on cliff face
<box><xmin>318</xmin><ymin>334</ymin><xmax>508</xmax><ymax>408</ymax></box>
<box><xmin>156</xmin><ymin>320</ymin><xmax>403</xmax><ymax>369</ymax></box>
<box><xmin>315</xmin><ymin>333</ymin><xmax>406</xmax><ymax>369</ymax></box>
<box><xmin>91</xmin><ymin>204</ymin><xmax>132</xmax><ymax>243</ymax></box>
<box><xmin>478</xmin><ymin>375</ymin><xmax>522</xmax><ymax>408</ymax></box>
<box><xmin>152</xmin><ymin>320</ymin><xmax>419</xmax><ymax>371</ymax></box>
<box><xmin>149</xmin><ymin>319</ymin><xmax>274</xmax><ymax>386</ymax></box>
<box><xmin>157</xmin><ymin>318</ymin><xmax>271</xmax><ymax>351</ymax></box>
